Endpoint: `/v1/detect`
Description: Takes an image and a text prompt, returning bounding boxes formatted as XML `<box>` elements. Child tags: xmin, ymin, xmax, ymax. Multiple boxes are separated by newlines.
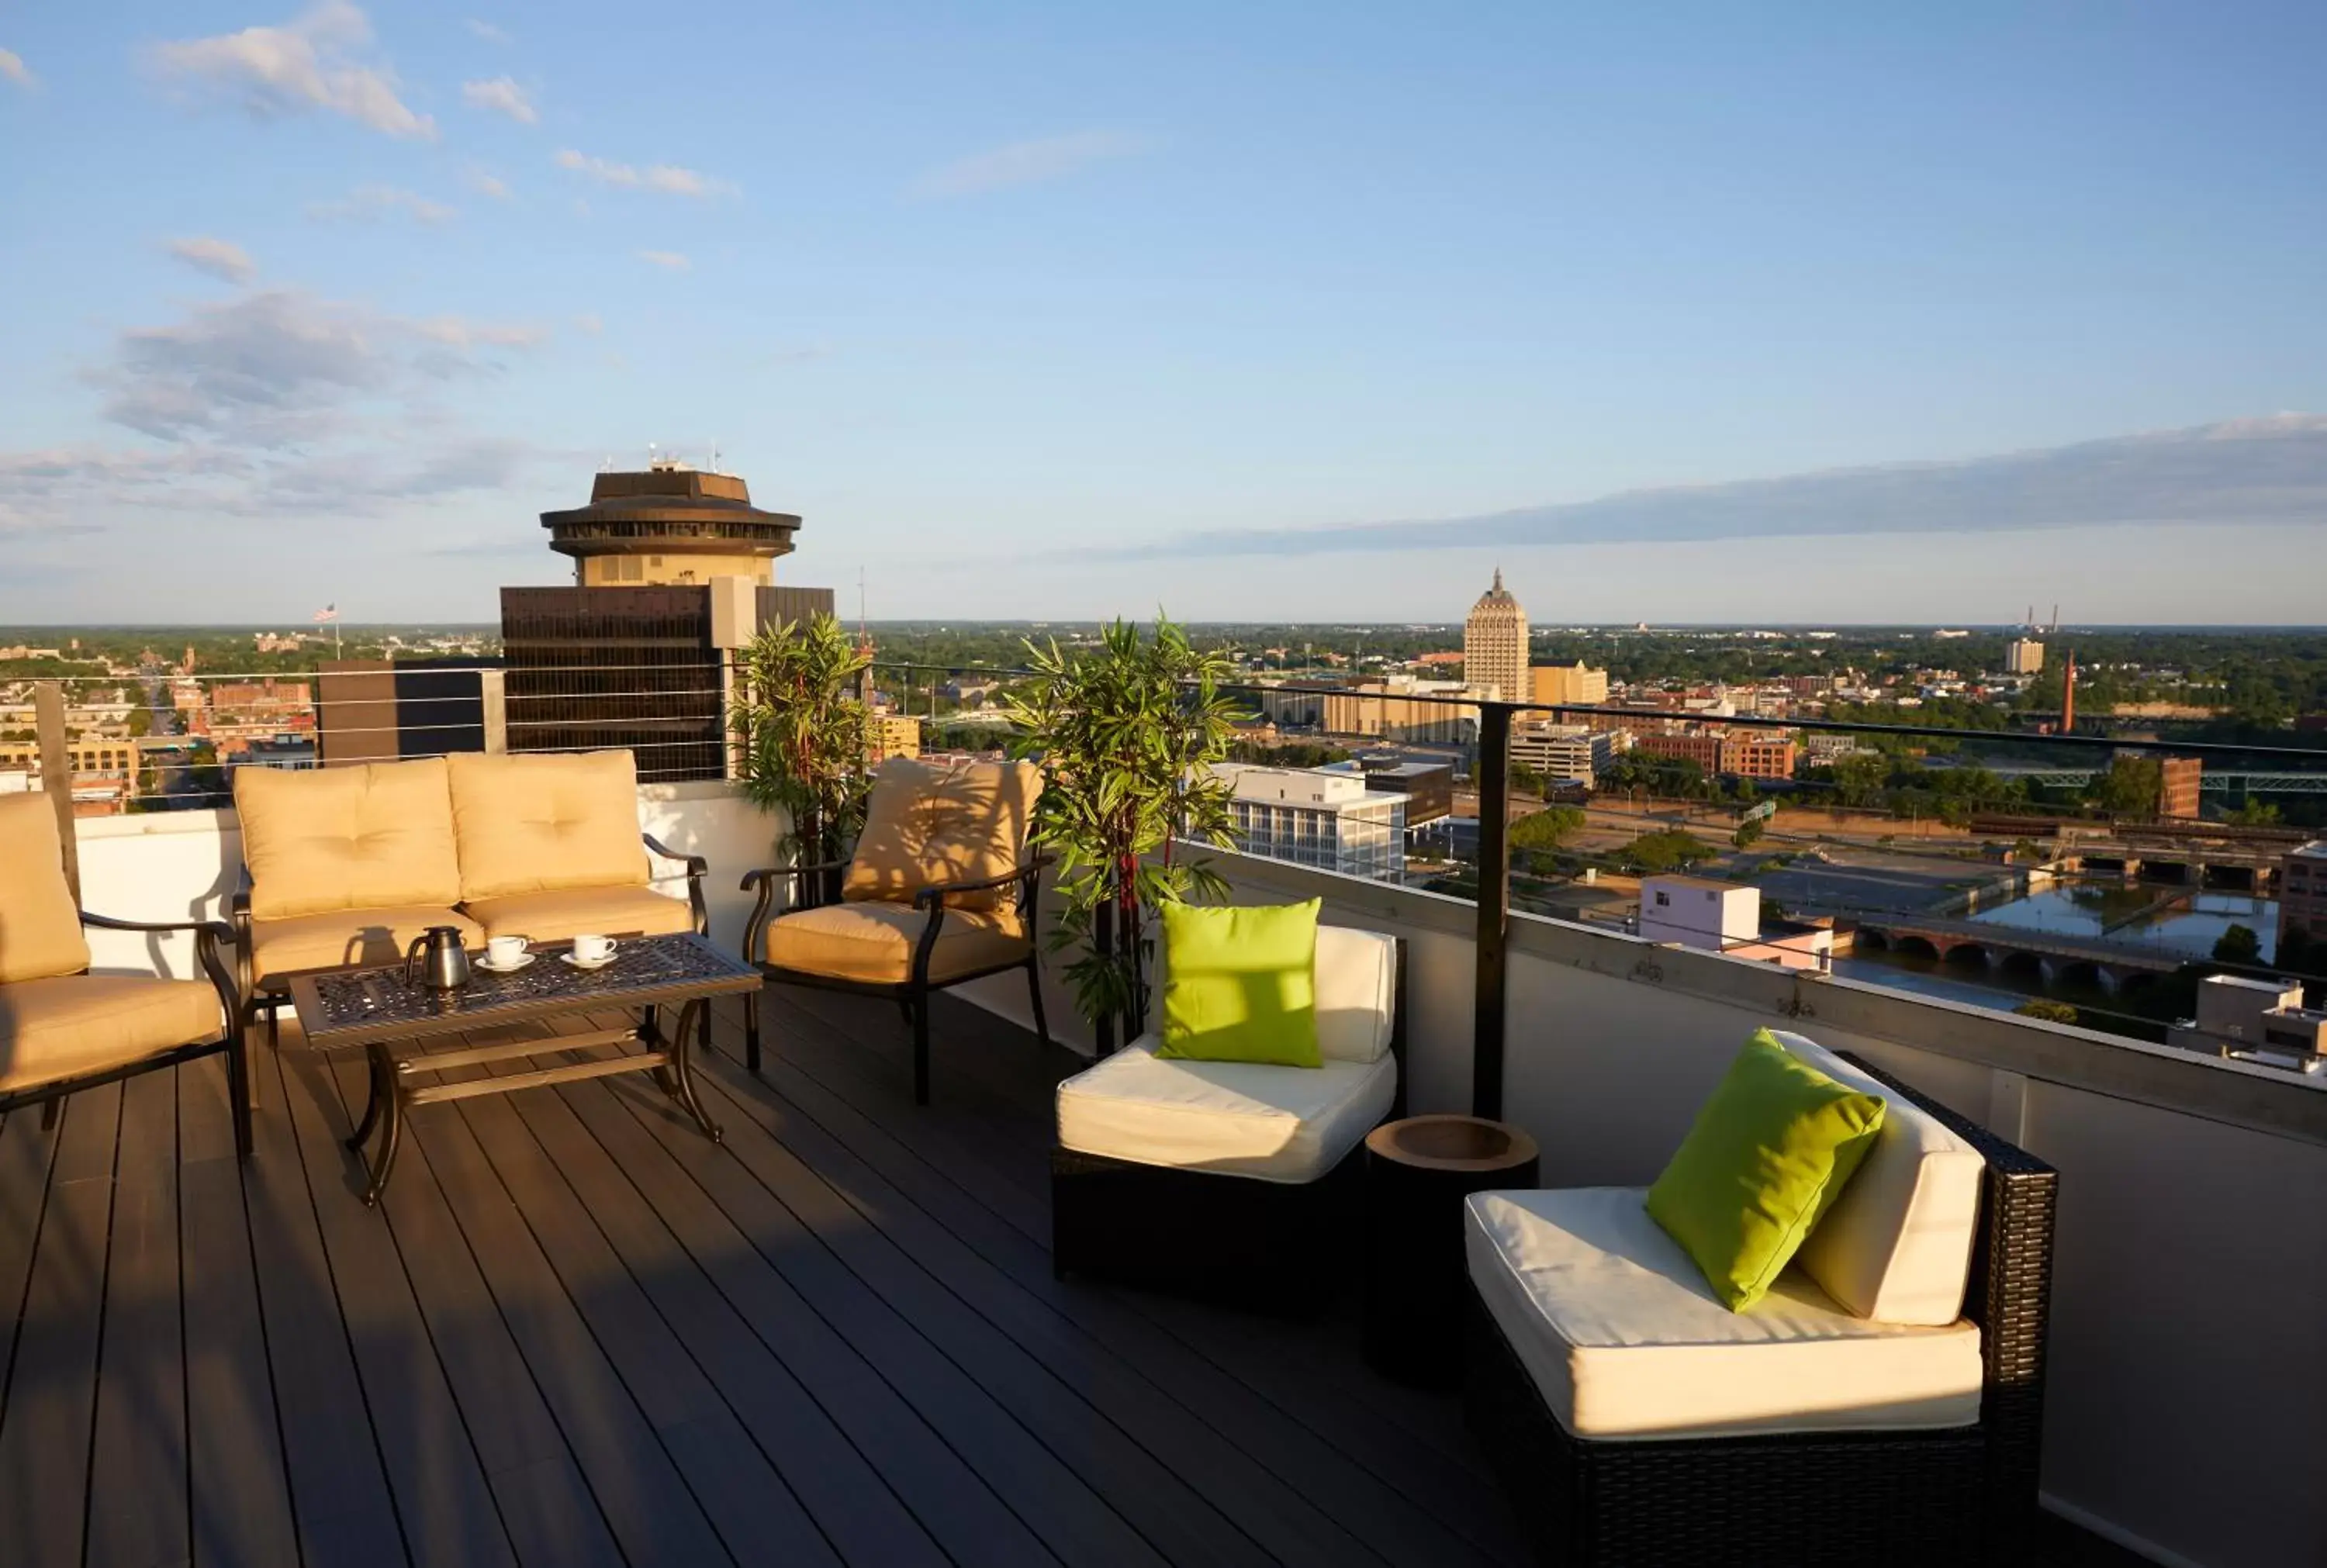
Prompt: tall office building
<box><xmin>502</xmin><ymin>461</ymin><xmax>832</xmax><ymax>782</ymax></box>
<box><xmin>2005</xmin><ymin>638</ymin><xmax>2045</xmax><ymax>675</ymax></box>
<box><xmin>1463</xmin><ymin>569</ymin><xmax>1529</xmax><ymax>703</ymax></box>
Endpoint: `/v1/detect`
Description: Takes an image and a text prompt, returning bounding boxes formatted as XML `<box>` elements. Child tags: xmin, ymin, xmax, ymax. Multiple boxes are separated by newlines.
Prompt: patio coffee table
<box><xmin>287</xmin><ymin>932</ymin><xmax>759</xmax><ymax>1206</ymax></box>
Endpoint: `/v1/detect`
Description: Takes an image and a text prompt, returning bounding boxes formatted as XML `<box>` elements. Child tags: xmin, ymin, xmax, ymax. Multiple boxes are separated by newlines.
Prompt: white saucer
<box><xmin>474</xmin><ymin>952</ymin><xmax>536</xmax><ymax>974</ymax></box>
<box><xmin>559</xmin><ymin>952</ymin><xmax>617</xmax><ymax>972</ymax></box>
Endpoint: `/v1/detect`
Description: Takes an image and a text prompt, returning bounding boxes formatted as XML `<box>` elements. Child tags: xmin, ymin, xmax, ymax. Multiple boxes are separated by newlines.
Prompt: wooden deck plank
<box><xmin>178</xmin><ymin>1053</ymin><xmax>302</xmax><ymax>1568</ymax></box>
<box><xmin>442</xmin><ymin>1024</ymin><xmax>842</xmax><ymax>1568</ymax></box>
<box><xmin>292</xmin><ymin>1042</ymin><xmax>625</xmax><ymax>1568</ymax></box>
<box><xmin>86</xmin><ymin>1065</ymin><xmax>191</xmax><ymax>1568</ymax></box>
<box><xmin>549</xmin><ymin>1047</ymin><xmax>1061</xmax><ymax>1568</ymax></box>
<box><xmin>0</xmin><ymin>1106</ymin><xmax>65</xmax><ymax>1428</ymax></box>
<box><xmin>670</xmin><ymin>1062</ymin><xmax>1292</xmax><ymax>1568</ymax></box>
<box><xmin>243</xmin><ymin>1040</ymin><xmax>410</xmax><ymax>1568</ymax></box>
<box><xmin>586</xmin><ymin>1063</ymin><xmax>1164</xmax><ymax>1568</ymax></box>
<box><xmin>722</xmin><ymin>992</ymin><xmax>1528</xmax><ymax>1567</ymax></box>
<box><xmin>268</xmin><ymin>1045</ymin><xmax>520</xmax><ymax>1568</ymax></box>
<box><xmin>390</xmin><ymin>1046</ymin><xmax>738</xmax><ymax>1568</ymax></box>
<box><xmin>0</xmin><ymin>1081</ymin><xmax>122</xmax><ymax>1568</ymax></box>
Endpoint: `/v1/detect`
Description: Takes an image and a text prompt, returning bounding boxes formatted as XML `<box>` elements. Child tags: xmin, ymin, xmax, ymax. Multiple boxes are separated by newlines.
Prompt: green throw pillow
<box><xmin>1157</xmin><ymin>900</ymin><xmax>1323</xmax><ymax>1068</ymax></box>
<box><xmin>1644</xmin><ymin>1030</ymin><xmax>1886</xmax><ymax>1311</ymax></box>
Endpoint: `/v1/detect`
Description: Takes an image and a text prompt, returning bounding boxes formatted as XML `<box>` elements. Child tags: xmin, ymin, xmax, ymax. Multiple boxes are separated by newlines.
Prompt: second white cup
<box><xmin>486</xmin><ymin>934</ymin><xmax>530</xmax><ymax>967</ymax></box>
<box><xmin>572</xmin><ymin>934</ymin><xmax>617</xmax><ymax>964</ymax></box>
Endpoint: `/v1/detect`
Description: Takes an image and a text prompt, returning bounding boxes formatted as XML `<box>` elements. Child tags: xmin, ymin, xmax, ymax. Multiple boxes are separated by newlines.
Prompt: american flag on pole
<box><xmin>313</xmin><ymin>604</ymin><xmax>338</xmax><ymax>623</ymax></box>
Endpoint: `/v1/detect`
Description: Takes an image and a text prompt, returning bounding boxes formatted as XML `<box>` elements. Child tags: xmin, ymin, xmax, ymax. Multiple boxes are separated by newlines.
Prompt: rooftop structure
<box><xmin>541</xmin><ymin>460</ymin><xmax>803</xmax><ymax>588</ymax></box>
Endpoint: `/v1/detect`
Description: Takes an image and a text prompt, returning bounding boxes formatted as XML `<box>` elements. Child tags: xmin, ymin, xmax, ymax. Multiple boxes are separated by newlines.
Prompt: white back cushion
<box><xmin>1315</xmin><ymin>926</ymin><xmax>1396</xmax><ymax>1063</ymax></box>
<box><xmin>1769</xmin><ymin>1031</ymin><xmax>1985</xmax><ymax>1325</ymax></box>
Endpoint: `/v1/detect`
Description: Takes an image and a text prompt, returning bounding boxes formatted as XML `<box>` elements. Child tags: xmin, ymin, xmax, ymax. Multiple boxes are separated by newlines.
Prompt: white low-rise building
<box><xmin>1212</xmin><ymin>762</ymin><xmax>1407</xmax><ymax>882</ymax></box>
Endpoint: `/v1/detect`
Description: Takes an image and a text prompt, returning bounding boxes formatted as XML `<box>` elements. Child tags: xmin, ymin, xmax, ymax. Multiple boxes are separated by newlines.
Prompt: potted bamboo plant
<box><xmin>1004</xmin><ymin>616</ymin><xmax>1243</xmax><ymax>1053</ymax></box>
<box><xmin>728</xmin><ymin>613</ymin><xmax>873</xmax><ymax>899</ymax></box>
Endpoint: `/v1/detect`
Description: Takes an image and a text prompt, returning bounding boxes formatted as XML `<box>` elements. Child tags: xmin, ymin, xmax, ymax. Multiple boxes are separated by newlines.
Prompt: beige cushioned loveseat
<box><xmin>233</xmin><ymin>749</ymin><xmax>707</xmax><ymax>1034</ymax></box>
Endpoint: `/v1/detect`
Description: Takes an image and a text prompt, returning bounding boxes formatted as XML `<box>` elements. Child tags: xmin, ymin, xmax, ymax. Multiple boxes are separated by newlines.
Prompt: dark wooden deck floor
<box><xmin>0</xmin><ymin>984</ymin><xmax>2142</xmax><ymax>1568</ymax></box>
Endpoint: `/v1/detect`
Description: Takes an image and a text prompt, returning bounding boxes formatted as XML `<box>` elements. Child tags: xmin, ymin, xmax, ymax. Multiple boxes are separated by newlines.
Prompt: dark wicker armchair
<box><xmin>1464</xmin><ymin>1052</ymin><xmax>2056</xmax><ymax>1567</ymax></box>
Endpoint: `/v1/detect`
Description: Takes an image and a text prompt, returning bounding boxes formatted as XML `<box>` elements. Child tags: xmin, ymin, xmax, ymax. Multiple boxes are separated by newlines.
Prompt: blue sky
<box><xmin>2</xmin><ymin>3</ymin><xmax>2324</xmax><ymax>624</ymax></box>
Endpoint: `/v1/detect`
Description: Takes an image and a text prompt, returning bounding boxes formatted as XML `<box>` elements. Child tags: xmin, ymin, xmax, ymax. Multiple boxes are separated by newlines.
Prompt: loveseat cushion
<box><xmin>1466</xmin><ymin>1187</ymin><xmax>1983</xmax><ymax>1441</ymax></box>
<box><xmin>462</xmin><ymin>886</ymin><xmax>695</xmax><ymax>943</ymax></box>
<box><xmin>0</xmin><ymin>795</ymin><xmax>91</xmax><ymax>985</ymax></box>
<box><xmin>843</xmin><ymin>756</ymin><xmax>1042</xmax><ymax>912</ymax></box>
<box><xmin>763</xmin><ymin>902</ymin><xmax>1028</xmax><ymax>985</ymax></box>
<box><xmin>0</xmin><ymin>976</ymin><xmax>224</xmax><ymax>1093</ymax></box>
<box><xmin>250</xmin><ymin>906</ymin><xmax>482</xmax><ymax>988</ymax></box>
<box><xmin>234</xmin><ymin>758</ymin><xmax>462</xmax><ymax>920</ymax></box>
<box><xmin>1056</xmin><ymin>1034</ymin><xmax>1397</xmax><ymax>1183</ymax></box>
<box><xmin>1768</xmin><ymin>1031</ymin><xmax>1986</xmax><ymax>1325</ymax></box>
<box><xmin>448</xmin><ymin>751</ymin><xmax>649</xmax><ymax>900</ymax></box>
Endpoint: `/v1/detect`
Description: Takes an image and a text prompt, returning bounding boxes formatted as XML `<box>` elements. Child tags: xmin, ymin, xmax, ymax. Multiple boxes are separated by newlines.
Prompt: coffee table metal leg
<box><xmin>361</xmin><ymin>1042</ymin><xmax>406</xmax><ymax>1207</ymax></box>
<box><xmin>660</xmin><ymin>997</ymin><xmax>723</xmax><ymax>1143</ymax></box>
<box><xmin>345</xmin><ymin>1048</ymin><xmax>385</xmax><ymax>1150</ymax></box>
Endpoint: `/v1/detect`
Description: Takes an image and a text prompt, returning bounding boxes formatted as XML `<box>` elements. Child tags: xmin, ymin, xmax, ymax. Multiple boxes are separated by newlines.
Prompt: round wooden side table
<box><xmin>1362</xmin><ymin>1114</ymin><xmax>1540</xmax><ymax>1387</ymax></box>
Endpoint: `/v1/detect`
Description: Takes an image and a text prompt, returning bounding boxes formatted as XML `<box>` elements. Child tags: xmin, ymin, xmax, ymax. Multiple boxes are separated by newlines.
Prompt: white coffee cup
<box><xmin>572</xmin><ymin>934</ymin><xmax>617</xmax><ymax>965</ymax></box>
<box><xmin>486</xmin><ymin>934</ymin><xmax>531</xmax><ymax>967</ymax></box>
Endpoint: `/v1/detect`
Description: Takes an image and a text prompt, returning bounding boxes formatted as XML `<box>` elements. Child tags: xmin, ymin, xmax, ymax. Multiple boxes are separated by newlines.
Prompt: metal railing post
<box><xmin>477</xmin><ymin>668</ymin><xmax>508</xmax><ymax>755</ymax></box>
<box><xmin>1474</xmin><ymin>702</ymin><xmax>1512</xmax><ymax>1120</ymax></box>
<box><xmin>34</xmin><ymin>681</ymin><xmax>80</xmax><ymax>902</ymax></box>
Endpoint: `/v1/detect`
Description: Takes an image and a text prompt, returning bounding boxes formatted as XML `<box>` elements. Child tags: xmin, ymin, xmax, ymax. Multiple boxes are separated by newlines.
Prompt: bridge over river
<box><xmin>1851</xmin><ymin>913</ymin><xmax>2193</xmax><ymax>994</ymax></box>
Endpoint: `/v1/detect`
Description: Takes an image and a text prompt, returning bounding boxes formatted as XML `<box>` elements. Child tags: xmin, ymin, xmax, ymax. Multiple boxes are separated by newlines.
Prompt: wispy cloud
<box><xmin>0</xmin><ymin>48</ymin><xmax>36</xmax><ymax>90</ymax></box>
<box><xmin>463</xmin><ymin>18</ymin><xmax>510</xmax><ymax>44</ymax></box>
<box><xmin>462</xmin><ymin>74</ymin><xmax>534</xmax><ymax>124</ymax></box>
<box><xmin>911</xmin><ymin>129</ymin><xmax>1153</xmax><ymax>199</ymax></box>
<box><xmin>461</xmin><ymin>165</ymin><xmax>511</xmax><ymax>199</ymax></box>
<box><xmin>165</xmin><ymin>236</ymin><xmax>258</xmax><ymax>285</ymax></box>
<box><xmin>145</xmin><ymin>2</ymin><xmax>434</xmax><ymax>140</ymax></box>
<box><xmin>573</xmin><ymin>312</ymin><xmax>603</xmax><ymax>334</ymax></box>
<box><xmin>1081</xmin><ymin>416</ymin><xmax>2327</xmax><ymax>563</ymax></box>
<box><xmin>306</xmin><ymin>183</ymin><xmax>456</xmax><ymax>225</ymax></box>
<box><xmin>555</xmin><ymin>148</ymin><xmax>735</xmax><ymax>198</ymax></box>
<box><xmin>638</xmin><ymin>250</ymin><xmax>691</xmax><ymax>271</ymax></box>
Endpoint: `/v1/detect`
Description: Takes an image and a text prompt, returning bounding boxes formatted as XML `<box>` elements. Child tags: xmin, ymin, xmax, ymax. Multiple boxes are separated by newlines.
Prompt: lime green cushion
<box><xmin>1157</xmin><ymin>900</ymin><xmax>1323</xmax><ymax>1068</ymax></box>
<box><xmin>1645</xmin><ymin>1030</ymin><xmax>1887</xmax><ymax>1311</ymax></box>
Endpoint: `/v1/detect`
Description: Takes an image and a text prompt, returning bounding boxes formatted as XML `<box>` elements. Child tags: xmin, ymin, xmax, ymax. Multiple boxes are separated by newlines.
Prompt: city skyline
<box><xmin>3</xmin><ymin>5</ymin><xmax>2325</xmax><ymax>623</ymax></box>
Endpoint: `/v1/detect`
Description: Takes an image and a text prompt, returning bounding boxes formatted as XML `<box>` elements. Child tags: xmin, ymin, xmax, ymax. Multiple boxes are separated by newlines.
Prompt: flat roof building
<box><xmin>1213</xmin><ymin>762</ymin><xmax>1408</xmax><ymax>882</ymax></box>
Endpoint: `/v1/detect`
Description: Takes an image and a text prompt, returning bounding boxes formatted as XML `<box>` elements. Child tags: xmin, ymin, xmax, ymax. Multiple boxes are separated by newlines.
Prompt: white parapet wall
<box><xmin>71</xmin><ymin>779</ymin><xmax>784</xmax><ymax>983</ymax></box>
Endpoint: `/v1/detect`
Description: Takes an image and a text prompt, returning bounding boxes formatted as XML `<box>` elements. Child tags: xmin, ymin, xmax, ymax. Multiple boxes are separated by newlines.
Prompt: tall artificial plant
<box><xmin>1004</xmin><ymin>616</ymin><xmax>1243</xmax><ymax>1052</ymax></box>
<box><xmin>728</xmin><ymin>613</ymin><xmax>873</xmax><ymax>869</ymax></box>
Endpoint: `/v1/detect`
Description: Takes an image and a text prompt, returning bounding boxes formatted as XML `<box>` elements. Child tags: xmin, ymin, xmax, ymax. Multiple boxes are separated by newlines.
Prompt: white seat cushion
<box><xmin>1056</xmin><ymin>1034</ymin><xmax>1397</xmax><ymax>1183</ymax></box>
<box><xmin>1315</xmin><ymin>925</ymin><xmax>1396</xmax><ymax>1064</ymax></box>
<box><xmin>1766</xmin><ymin>1031</ymin><xmax>1985</xmax><ymax>1325</ymax></box>
<box><xmin>1466</xmin><ymin>1188</ymin><xmax>1983</xmax><ymax>1441</ymax></box>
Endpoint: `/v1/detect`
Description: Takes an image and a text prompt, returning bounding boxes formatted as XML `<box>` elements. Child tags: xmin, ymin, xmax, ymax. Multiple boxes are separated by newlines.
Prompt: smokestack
<box><xmin>2061</xmin><ymin>649</ymin><xmax>2076</xmax><ymax>734</ymax></box>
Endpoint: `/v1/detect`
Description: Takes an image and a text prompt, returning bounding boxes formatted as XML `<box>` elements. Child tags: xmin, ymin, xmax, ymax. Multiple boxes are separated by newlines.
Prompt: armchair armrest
<box><xmin>738</xmin><ymin>859</ymin><xmax>855</xmax><ymax>965</ymax></box>
<box><xmin>229</xmin><ymin>862</ymin><xmax>256</xmax><ymax>1005</ymax></box>
<box><xmin>642</xmin><ymin>831</ymin><xmax>710</xmax><ymax>936</ymax></box>
<box><xmin>740</xmin><ymin>859</ymin><xmax>852</xmax><ymax>893</ymax></box>
<box><xmin>77</xmin><ymin>912</ymin><xmax>242</xmax><ymax>1040</ymax></box>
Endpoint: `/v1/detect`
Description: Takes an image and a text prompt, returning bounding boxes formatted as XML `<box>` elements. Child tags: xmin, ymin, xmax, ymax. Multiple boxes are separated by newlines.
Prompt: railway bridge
<box><xmin>1851</xmin><ymin>914</ymin><xmax>2191</xmax><ymax>995</ymax></box>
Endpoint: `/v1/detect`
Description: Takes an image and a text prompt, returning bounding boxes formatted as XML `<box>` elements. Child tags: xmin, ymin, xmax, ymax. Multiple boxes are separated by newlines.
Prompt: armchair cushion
<box><xmin>763</xmin><ymin>902</ymin><xmax>1027</xmax><ymax>986</ymax></box>
<box><xmin>448</xmin><ymin>751</ymin><xmax>649</xmax><ymax>900</ymax></box>
<box><xmin>463</xmin><ymin>885</ymin><xmax>695</xmax><ymax>943</ymax></box>
<box><xmin>249</xmin><ymin>906</ymin><xmax>481</xmax><ymax>989</ymax></box>
<box><xmin>1769</xmin><ymin>1031</ymin><xmax>1986</xmax><ymax>1325</ymax></box>
<box><xmin>1315</xmin><ymin>925</ymin><xmax>1398</xmax><ymax>1065</ymax></box>
<box><xmin>1465</xmin><ymin>1187</ymin><xmax>1983</xmax><ymax>1441</ymax></box>
<box><xmin>233</xmin><ymin>758</ymin><xmax>462</xmax><ymax>920</ymax></box>
<box><xmin>0</xmin><ymin>795</ymin><xmax>91</xmax><ymax>984</ymax></box>
<box><xmin>1055</xmin><ymin>1034</ymin><xmax>1397</xmax><ymax>1183</ymax></box>
<box><xmin>843</xmin><ymin>756</ymin><xmax>1042</xmax><ymax>913</ymax></box>
<box><xmin>0</xmin><ymin>976</ymin><xmax>225</xmax><ymax>1093</ymax></box>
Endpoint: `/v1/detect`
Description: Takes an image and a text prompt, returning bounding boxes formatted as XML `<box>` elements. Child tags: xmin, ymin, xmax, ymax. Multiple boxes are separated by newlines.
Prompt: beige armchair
<box><xmin>742</xmin><ymin>756</ymin><xmax>1049</xmax><ymax>1104</ymax></box>
<box><xmin>0</xmin><ymin>796</ymin><xmax>248</xmax><ymax>1158</ymax></box>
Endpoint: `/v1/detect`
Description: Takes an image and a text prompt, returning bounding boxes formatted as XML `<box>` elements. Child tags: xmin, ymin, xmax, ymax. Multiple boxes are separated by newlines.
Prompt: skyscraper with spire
<box><xmin>1464</xmin><ymin>568</ymin><xmax>1529</xmax><ymax>703</ymax></box>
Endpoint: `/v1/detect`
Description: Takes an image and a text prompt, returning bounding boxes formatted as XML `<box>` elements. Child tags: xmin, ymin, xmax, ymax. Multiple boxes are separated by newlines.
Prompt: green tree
<box><xmin>1732</xmin><ymin>816</ymin><xmax>1765</xmax><ymax>851</ymax></box>
<box><xmin>2015</xmin><ymin>999</ymin><xmax>2079</xmax><ymax>1025</ymax></box>
<box><xmin>2227</xmin><ymin>798</ymin><xmax>2283</xmax><ymax>827</ymax></box>
<box><xmin>728</xmin><ymin>613</ymin><xmax>873</xmax><ymax>865</ymax></box>
<box><xmin>2211</xmin><ymin>924</ymin><xmax>2262</xmax><ymax>965</ymax></box>
<box><xmin>2086</xmin><ymin>755</ymin><xmax>2163</xmax><ymax>819</ymax></box>
<box><xmin>1509</xmin><ymin>761</ymin><xmax>1548</xmax><ymax>799</ymax></box>
<box><xmin>1829</xmin><ymin>751</ymin><xmax>1892</xmax><ymax>807</ymax></box>
<box><xmin>1509</xmin><ymin>805</ymin><xmax>1586</xmax><ymax>852</ymax></box>
<box><xmin>1614</xmin><ymin>829</ymin><xmax>1718</xmax><ymax>876</ymax></box>
<box><xmin>1004</xmin><ymin>616</ymin><xmax>1243</xmax><ymax>1048</ymax></box>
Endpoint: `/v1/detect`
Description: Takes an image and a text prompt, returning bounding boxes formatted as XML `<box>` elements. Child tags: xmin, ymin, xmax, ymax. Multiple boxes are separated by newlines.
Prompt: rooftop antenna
<box><xmin>2051</xmin><ymin>603</ymin><xmax>2059</xmax><ymax>632</ymax></box>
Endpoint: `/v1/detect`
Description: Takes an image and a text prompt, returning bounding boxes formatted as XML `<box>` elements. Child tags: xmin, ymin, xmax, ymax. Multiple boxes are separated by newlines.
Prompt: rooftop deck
<box><xmin>0</xmin><ymin>980</ymin><xmax>2142</xmax><ymax>1567</ymax></box>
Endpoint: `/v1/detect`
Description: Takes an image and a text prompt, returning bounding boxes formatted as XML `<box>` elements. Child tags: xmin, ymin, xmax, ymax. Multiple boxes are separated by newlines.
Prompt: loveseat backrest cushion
<box><xmin>1769</xmin><ymin>1030</ymin><xmax>1985</xmax><ymax>1325</ymax></box>
<box><xmin>448</xmin><ymin>751</ymin><xmax>649</xmax><ymax>900</ymax></box>
<box><xmin>843</xmin><ymin>756</ymin><xmax>1042</xmax><ymax>913</ymax></box>
<box><xmin>0</xmin><ymin>794</ymin><xmax>92</xmax><ymax>984</ymax></box>
<box><xmin>234</xmin><ymin>758</ymin><xmax>463</xmax><ymax>920</ymax></box>
<box><xmin>1316</xmin><ymin>925</ymin><xmax>1397</xmax><ymax>1064</ymax></box>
